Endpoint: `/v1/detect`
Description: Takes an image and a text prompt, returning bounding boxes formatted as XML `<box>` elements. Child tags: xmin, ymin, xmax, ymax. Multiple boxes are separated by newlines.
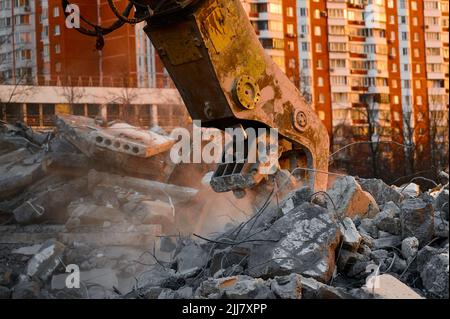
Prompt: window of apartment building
<box><xmin>351</xmin><ymin>60</ymin><xmax>367</xmax><ymax>70</ymax></box>
<box><xmin>14</xmin><ymin>0</ymin><xmax>29</xmax><ymax>7</ymax></box>
<box><xmin>389</xmin><ymin>15</ymin><xmax>395</xmax><ymax>25</ymax></box>
<box><xmin>392</xmin><ymin>79</ymin><xmax>398</xmax><ymax>88</ymax></box>
<box><xmin>387</xmin><ymin>0</ymin><xmax>394</xmax><ymax>8</ymax></box>
<box><xmin>269</xmin><ymin>21</ymin><xmax>283</xmax><ymax>32</ymax></box>
<box><xmin>332</xmin><ymin>93</ymin><xmax>348</xmax><ymax>103</ymax></box>
<box><xmin>329</xmin><ymin>42</ymin><xmax>347</xmax><ymax>52</ymax></box>
<box><xmin>329</xmin><ymin>26</ymin><xmax>346</xmax><ymax>35</ymax></box>
<box><xmin>401</xmin><ymin>32</ymin><xmax>408</xmax><ymax>41</ymax></box>
<box><xmin>426</xmin><ymin>32</ymin><xmax>441</xmax><ymax>41</ymax></box>
<box><xmin>403</xmin><ymin>64</ymin><xmax>409</xmax><ymax>72</ymax></box>
<box><xmin>443</xmin><ymin>2</ymin><xmax>450</xmax><ymax>12</ymax></box>
<box><xmin>415</xmin><ymin>64</ymin><xmax>421</xmax><ymax>74</ymax></box>
<box><xmin>315</xmin><ymin>43</ymin><xmax>322</xmax><ymax>53</ymax></box>
<box><xmin>413</xmin><ymin>48</ymin><xmax>420</xmax><ymax>58</ymax></box>
<box><xmin>427</xmin><ymin>63</ymin><xmax>443</xmax><ymax>73</ymax></box>
<box><xmin>416</xmin><ymin>96</ymin><xmax>423</xmax><ymax>105</ymax></box>
<box><xmin>390</xmin><ymin>47</ymin><xmax>397</xmax><ymax>57</ymax></box>
<box><xmin>412</xmin><ymin>17</ymin><xmax>418</xmax><ymax>26</ymax></box>
<box><xmin>392</xmin><ymin>63</ymin><xmax>397</xmax><ymax>72</ymax></box>
<box><xmin>424</xmin><ymin>1</ymin><xmax>440</xmax><ymax>10</ymax></box>
<box><xmin>412</xmin><ymin>32</ymin><xmax>419</xmax><ymax>42</ymax></box>
<box><xmin>299</xmin><ymin>8</ymin><xmax>308</xmax><ymax>17</ymax></box>
<box><xmin>286</xmin><ymin>7</ymin><xmax>294</xmax><ymax>17</ymax></box>
<box><xmin>300</xmin><ymin>24</ymin><xmax>309</xmax><ymax>35</ymax></box>
<box><xmin>402</xmin><ymin>48</ymin><xmax>409</xmax><ymax>56</ymax></box>
<box><xmin>442</xmin><ymin>17</ymin><xmax>449</xmax><ymax>27</ymax></box>
<box><xmin>403</xmin><ymin>80</ymin><xmax>411</xmax><ymax>88</ymax></box>
<box><xmin>328</xmin><ymin>9</ymin><xmax>345</xmax><ymax>18</ymax></box>
<box><xmin>316</xmin><ymin>59</ymin><xmax>323</xmax><ymax>69</ymax></box>
<box><xmin>287</xmin><ymin>41</ymin><xmax>295</xmax><ymax>51</ymax></box>
<box><xmin>16</xmin><ymin>32</ymin><xmax>31</xmax><ymax>43</ymax></box>
<box><xmin>425</xmin><ymin>17</ymin><xmax>440</xmax><ymax>26</ymax></box>
<box><xmin>15</xmin><ymin>14</ymin><xmax>30</xmax><ymax>25</ymax></box>
<box><xmin>314</xmin><ymin>26</ymin><xmax>321</xmax><ymax>36</ymax></box>
<box><xmin>331</xmin><ymin>76</ymin><xmax>347</xmax><ymax>86</ymax></box>
<box><xmin>314</xmin><ymin>9</ymin><xmax>320</xmax><ymax>19</ymax></box>
<box><xmin>390</xmin><ymin>31</ymin><xmax>396</xmax><ymax>41</ymax></box>
<box><xmin>443</xmin><ymin>48</ymin><xmax>449</xmax><ymax>59</ymax></box>
<box><xmin>268</xmin><ymin>3</ymin><xmax>282</xmax><ymax>14</ymax></box>
<box><xmin>393</xmin><ymin>95</ymin><xmax>399</xmax><ymax>104</ymax></box>
<box><xmin>352</xmin><ymin>43</ymin><xmax>365</xmax><ymax>54</ymax></box>
<box><xmin>399</xmin><ymin>0</ymin><xmax>407</xmax><ymax>9</ymax></box>
<box><xmin>55</xmin><ymin>62</ymin><xmax>61</xmax><ymax>73</ymax></box>
<box><xmin>55</xmin><ymin>44</ymin><xmax>60</xmax><ymax>54</ymax></box>
<box><xmin>318</xmin><ymin>77</ymin><xmax>324</xmax><ymax>87</ymax></box>
<box><xmin>318</xmin><ymin>94</ymin><xmax>325</xmax><ymax>104</ymax></box>
<box><xmin>301</xmin><ymin>42</ymin><xmax>309</xmax><ymax>52</ymax></box>
<box><xmin>399</xmin><ymin>16</ymin><xmax>407</xmax><ymax>25</ymax></box>
<box><xmin>53</xmin><ymin>6</ymin><xmax>60</xmax><ymax>17</ymax></box>
<box><xmin>54</xmin><ymin>25</ymin><xmax>60</xmax><ymax>36</ymax></box>
<box><xmin>287</xmin><ymin>24</ymin><xmax>294</xmax><ymax>35</ymax></box>
<box><xmin>330</xmin><ymin>59</ymin><xmax>346</xmax><ymax>68</ymax></box>
<box><xmin>302</xmin><ymin>59</ymin><xmax>310</xmax><ymax>69</ymax></box>
<box><xmin>411</xmin><ymin>1</ymin><xmax>417</xmax><ymax>10</ymax></box>
<box><xmin>427</xmin><ymin>80</ymin><xmax>445</xmax><ymax>88</ymax></box>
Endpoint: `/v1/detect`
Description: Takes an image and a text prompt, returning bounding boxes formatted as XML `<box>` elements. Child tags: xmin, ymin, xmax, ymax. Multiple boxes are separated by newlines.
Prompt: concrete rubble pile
<box><xmin>0</xmin><ymin>117</ymin><xmax>449</xmax><ymax>299</ymax></box>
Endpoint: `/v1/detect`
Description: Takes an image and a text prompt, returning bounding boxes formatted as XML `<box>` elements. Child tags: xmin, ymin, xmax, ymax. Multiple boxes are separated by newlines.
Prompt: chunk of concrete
<box><xmin>197</xmin><ymin>276</ymin><xmax>274</xmax><ymax>299</ymax></box>
<box><xmin>247</xmin><ymin>203</ymin><xmax>341</xmax><ymax>283</ymax></box>
<box><xmin>434</xmin><ymin>211</ymin><xmax>449</xmax><ymax>238</ymax></box>
<box><xmin>12</xmin><ymin>244</ymin><xmax>42</xmax><ymax>256</ymax></box>
<box><xmin>420</xmin><ymin>253</ymin><xmax>449</xmax><ymax>299</ymax></box>
<box><xmin>328</xmin><ymin>176</ymin><xmax>379</xmax><ymax>219</ymax></box>
<box><xmin>26</xmin><ymin>239</ymin><xmax>65</xmax><ymax>282</ymax></box>
<box><xmin>374</xmin><ymin>207</ymin><xmax>402</xmax><ymax>235</ymax></box>
<box><xmin>339</xmin><ymin>217</ymin><xmax>362</xmax><ymax>252</ymax></box>
<box><xmin>270</xmin><ymin>273</ymin><xmax>302</xmax><ymax>299</ymax></box>
<box><xmin>400</xmin><ymin>198</ymin><xmax>435</xmax><ymax>245</ymax></box>
<box><xmin>398</xmin><ymin>183</ymin><xmax>420</xmax><ymax>198</ymax></box>
<box><xmin>174</xmin><ymin>243</ymin><xmax>209</xmax><ymax>273</ymax></box>
<box><xmin>401</xmin><ymin>237</ymin><xmax>419</xmax><ymax>261</ymax></box>
<box><xmin>373</xmin><ymin>236</ymin><xmax>402</xmax><ymax>250</ymax></box>
<box><xmin>359</xmin><ymin>179</ymin><xmax>403</xmax><ymax>205</ymax></box>
<box><xmin>127</xmin><ymin>200</ymin><xmax>174</xmax><ymax>226</ymax></box>
<box><xmin>67</xmin><ymin>202</ymin><xmax>125</xmax><ymax>226</ymax></box>
<box><xmin>363</xmin><ymin>274</ymin><xmax>424</xmax><ymax>299</ymax></box>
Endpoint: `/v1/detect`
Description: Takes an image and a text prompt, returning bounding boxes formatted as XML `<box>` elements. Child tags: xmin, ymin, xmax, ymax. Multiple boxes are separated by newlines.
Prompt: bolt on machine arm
<box><xmin>63</xmin><ymin>0</ymin><xmax>330</xmax><ymax>193</ymax></box>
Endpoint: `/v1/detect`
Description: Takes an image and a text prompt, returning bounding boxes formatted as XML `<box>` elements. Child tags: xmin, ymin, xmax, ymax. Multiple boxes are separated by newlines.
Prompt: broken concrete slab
<box><xmin>339</xmin><ymin>217</ymin><xmax>362</xmax><ymax>252</ymax></box>
<box><xmin>373</xmin><ymin>206</ymin><xmax>402</xmax><ymax>236</ymax></box>
<box><xmin>13</xmin><ymin>176</ymin><xmax>89</xmax><ymax>224</ymax></box>
<box><xmin>59</xmin><ymin>224</ymin><xmax>161</xmax><ymax>247</ymax></box>
<box><xmin>0</xmin><ymin>151</ymin><xmax>46</xmax><ymax>201</ymax></box>
<box><xmin>363</xmin><ymin>274</ymin><xmax>424</xmax><ymax>299</ymax></box>
<box><xmin>401</xmin><ymin>237</ymin><xmax>419</xmax><ymax>261</ymax></box>
<box><xmin>12</xmin><ymin>244</ymin><xmax>42</xmax><ymax>256</ymax></box>
<box><xmin>397</xmin><ymin>183</ymin><xmax>421</xmax><ymax>198</ymax></box>
<box><xmin>0</xmin><ymin>225</ymin><xmax>66</xmax><ymax>244</ymax></box>
<box><xmin>434</xmin><ymin>211</ymin><xmax>449</xmax><ymax>238</ymax></box>
<box><xmin>359</xmin><ymin>178</ymin><xmax>404</xmax><ymax>206</ymax></box>
<box><xmin>210</xmin><ymin>246</ymin><xmax>250</xmax><ymax>276</ymax></box>
<box><xmin>420</xmin><ymin>252</ymin><xmax>449</xmax><ymax>299</ymax></box>
<box><xmin>66</xmin><ymin>202</ymin><xmax>125</xmax><ymax>227</ymax></box>
<box><xmin>247</xmin><ymin>202</ymin><xmax>341</xmax><ymax>283</ymax></box>
<box><xmin>279</xmin><ymin>186</ymin><xmax>313</xmax><ymax>215</ymax></box>
<box><xmin>126</xmin><ymin>200</ymin><xmax>174</xmax><ymax>227</ymax></box>
<box><xmin>197</xmin><ymin>276</ymin><xmax>274</xmax><ymax>299</ymax></box>
<box><xmin>372</xmin><ymin>235</ymin><xmax>402</xmax><ymax>250</ymax></box>
<box><xmin>174</xmin><ymin>242</ymin><xmax>209</xmax><ymax>273</ymax></box>
<box><xmin>400</xmin><ymin>198</ymin><xmax>435</xmax><ymax>245</ymax></box>
<box><xmin>87</xmin><ymin>170</ymin><xmax>198</xmax><ymax>205</ymax></box>
<box><xmin>328</xmin><ymin>176</ymin><xmax>379</xmax><ymax>219</ymax></box>
<box><xmin>26</xmin><ymin>239</ymin><xmax>65</xmax><ymax>282</ymax></box>
<box><xmin>158</xmin><ymin>287</ymin><xmax>194</xmax><ymax>299</ymax></box>
<box><xmin>270</xmin><ymin>273</ymin><xmax>302</xmax><ymax>299</ymax></box>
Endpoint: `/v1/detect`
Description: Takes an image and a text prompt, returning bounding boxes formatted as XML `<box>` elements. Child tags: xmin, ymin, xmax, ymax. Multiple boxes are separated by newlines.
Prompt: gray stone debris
<box><xmin>247</xmin><ymin>202</ymin><xmax>341</xmax><ymax>283</ymax></box>
<box><xmin>400</xmin><ymin>198</ymin><xmax>435</xmax><ymax>245</ymax></box>
<box><xmin>270</xmin><ymin>273</ymin><xmax>302</xmax><ymax>299</ymax></box>
<box><xmin>328</xmin><ymin>176</ymin><xmax>380</xmax><ymax>219</ymax></box>
<box><xmin>359</xmin><ymin>179</ymin><xmax>404</xmax><ymax>206</ymax></box>
<box><xmin>373</xmin><ymin>202</ymin><xmax>402</xmax><ymax>235</ymax></box>
<box><xmin>339</xmin><ymin>217</ymin><xmax>362</xmax><ymax>252</ymax></box>
<box><xmin>197</xmin><ymin>276</ymin><xmax>274</xmax><ymax>299</ymax></box>
<box><xmin>26</xmin><ymin>239</ymin><xmax>65</xmax><ymax>282</ymax></box>
<box><xmin>434</xmin><ymin>211</ymin><xmax>449</xmax><ymax>238</ymax></box>
<box><xmin>401</xmin><ymin>237</ymin><xmax>419</xmax><ymax>261</ymax></box>
<box><xmin>11</xmin><ymin>276</ymin><xmax>42</xmax><ymax>299</ymax></box>
<box><xmin>174</xmin><ymin>242</ymin><xmax>209</xmax><ymax>273</ymax></box>
<box><xmin>420</xmin><ymin>252</ymin><xmax>449</xmax><ymax>299</ymax></box>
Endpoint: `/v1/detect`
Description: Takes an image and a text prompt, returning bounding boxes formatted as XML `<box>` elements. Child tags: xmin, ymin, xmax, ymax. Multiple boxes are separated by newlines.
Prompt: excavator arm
<box><xmin>63</xmin><ymin>0</ymin><xmax>330</xmax><ymax>192</ymax></box>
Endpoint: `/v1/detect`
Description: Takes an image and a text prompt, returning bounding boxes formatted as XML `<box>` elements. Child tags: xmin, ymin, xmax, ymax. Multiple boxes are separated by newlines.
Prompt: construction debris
<box><xmin>0</xmin><ymin>118</ymin><xmax>448</xmax><ymax>299</ymax></box>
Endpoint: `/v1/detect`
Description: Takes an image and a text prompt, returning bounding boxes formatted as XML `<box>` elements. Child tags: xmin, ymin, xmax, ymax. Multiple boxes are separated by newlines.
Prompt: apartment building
<box><xmin>242</xmin><ymin>0</ymin><xmax>301</xmax><ymax>82</ymax></box>
<box><xmin>0</xmin><ymin>0</ymin><xmax>171</xmax><ymax>87</ymax></box>
<box><xmin>297</xmin><ymin>0</ymin><xmax>449</xmax><ymax>175</ymax></box>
